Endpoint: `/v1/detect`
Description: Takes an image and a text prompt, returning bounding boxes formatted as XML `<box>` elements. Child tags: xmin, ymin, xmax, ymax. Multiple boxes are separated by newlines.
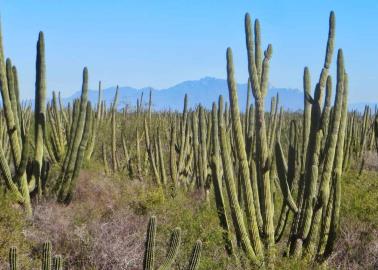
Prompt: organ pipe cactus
<box><xmin>0</xmin><ymin>24</ymin><xmax>38</xmax><ymax>215</ymax></box>
<box><xmin>226</xmin><ymin>47</ymin><xmax>263</xmax><ymax>258</ymax></box>
<box><xmin>143</xmin><ymin>216</ymin><xmax>202</xmax><ymax>270</ymax></box>
<box><xmin>33</xmin><ymin>31</ymin><xmax>47</xmax><ymax>198</ymax></box>
<box><xmin>218</xmin><ymin>95</ymin><xmax>261</xmax><ymax>266</ymax></box>
<box><xmin>210</xmin><ymin>10</ymin><xmax>348</xmax><ymax>267</ymax></box>
<box><xmin>245</xmin><ymin>13</ymin><xmax>275</xmax><ymax>263</ymax></box>
<box><xmin>111</xmin><ymin>86</ymin><xmax>119</xmax><ymax>172</ymax></box>
<box><xmin>210</xmin><ymin>102</ymin><xmax>234</xmax><ymax>255</ymax></box>
<box><xmin>57</xmin><ymin>67</ymin><xmax>89</xmax><ymax>202</ymax></box>
<box><xmin>64</xmin><ymin>102</ymin><xmax>93</xmax><ymax>203</ymax></box>
<box><xmin>86</xmin><ymin>81</ymin><xmax>102</xmax><ymax>161</ymax></box>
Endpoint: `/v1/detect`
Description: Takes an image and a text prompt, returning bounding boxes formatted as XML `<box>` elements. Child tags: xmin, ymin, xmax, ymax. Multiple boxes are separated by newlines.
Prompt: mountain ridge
<box><xmin>61</xmin><ymin>77</ymin><xmax>376</xmax><ymax>112</ymax></box>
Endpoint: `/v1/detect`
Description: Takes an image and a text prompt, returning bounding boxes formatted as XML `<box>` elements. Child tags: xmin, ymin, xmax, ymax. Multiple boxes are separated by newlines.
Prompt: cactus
<box><xmin>245</xmin><ymin>13</ymin><xmax>275</xmax><ymax>262</ymax></box>
<box><xmin>210</xmin><ymin>102</ymin><xmax>234</xmax><ymax>255</ymax></box>
<box><xmin>33</xmin><ymin>31</ymin><xmax>47</xmax><ymax>199</ymax></box>
<box><xmin>158</xmin><ymin>227</ymin><xmax>181</xmax><ymax>270</ymax></box>
<box><xmin>218</xmin><ymin>95</ymin><xmax>260</xmax><ymax>266</ymax></box>
<box><xmin>57</xmin><ymin>67</ymin><xmax>89</xmax><ymax>202</ymax></box>
<box><xmin>9</xmin><ymin>247</ymin><xmax>17</xmax><ymax>270</ymax></box>
<box><xmin>111</xmin><ymin>86</ymin><xmax>119</xmax><ymax>172</ymax></box>
<box><xmin>42</xmin><ymin>241</ymin><xmax>52</xmax><ymax>270</ymax></box>
<box><xmin>86</xmin><ymin>81</ymin><xmax>102</xmax><ymax>161</ymax></box>
<box><xmin>143</xmin><ymin>216</ymin><xmax>202</xmax><ymax>270</ymax></box>
<box><xmin>52</xmin><ymin>256</ymin><xmax>63</xmax><ymax>270</ymax></box>
<box><xmin>226</xmin><ymin>47</ymin><xmax>263</xmax><ymax>258</ymax></box>
<box><xmin>64</xmin><ymin>102</ymin><xmax>93</xmax><ymax>203</ymax></box>
<box><xmin>157</xmin><ymin>129</ymin><xmax>168</xmax><ymax>185</ymax></box>
<box><xmin>143</xmin><ymin>216</ymin><xmax>157</xmax><ymax>270</ymax></box>
<box><xmin>186</xmin><ymin>240</ymin><xmax>202</xmax><ymax>270</ymax></box>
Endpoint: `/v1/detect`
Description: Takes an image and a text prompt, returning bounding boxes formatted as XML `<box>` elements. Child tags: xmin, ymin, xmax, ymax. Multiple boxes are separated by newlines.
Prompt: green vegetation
<box><xmin>0</xmin><ymin>9</ymin><xmax>377</xmax><ymax>270</ymax></box>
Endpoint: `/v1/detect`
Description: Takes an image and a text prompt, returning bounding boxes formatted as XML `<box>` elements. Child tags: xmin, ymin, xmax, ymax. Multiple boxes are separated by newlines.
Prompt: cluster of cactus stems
<box><xmin>1</xmin><ymin>8</ymin><xmax>375</xmax><ymax>269</ymax></box>
<box><xmin>143</xmin><ymin>216</ymin><xmax>202</xmax><ymax>270</ymax></box>
<box><xmin>8</xmin><ymin>242</ymin><xmax>63</xmax><ymax>270</ymax></box>
<box><xmin>203</xmin><ymin>11</ymin><xmax>350</xmax><ymax>267</ymax></box>
<box><xmin>0</xmin><ymin>21</ymin><xmax>95</xmax><ymax>213</ymax></box>
<box><xmin>342</xmin><ymin>105</ymin><xmax>377</xmax><ymax>174</ymax></box>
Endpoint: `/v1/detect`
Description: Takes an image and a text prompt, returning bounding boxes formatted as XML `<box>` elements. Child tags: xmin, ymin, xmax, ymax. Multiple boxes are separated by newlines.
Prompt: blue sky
<box><xmin>1</xmin><ymin>1</ymin><xmax>377</xmax><ymax>102</ymax></box>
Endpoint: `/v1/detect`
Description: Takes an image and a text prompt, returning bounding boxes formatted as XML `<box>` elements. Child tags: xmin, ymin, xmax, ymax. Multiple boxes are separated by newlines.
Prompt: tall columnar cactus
<box><xmin>64</xmin><ymin>102</ymin><xmax>93</xmax><ymax>203</ymax></box>
<box><xmin>211</xmin><ymin>10</ymin><xmax>347</xmax><ymax>267</ymax></box>
<box><xmin>111</xmin><ymin>86</ymin><xmax>119</xmax><ymax>172</ymax></box>
<box><xmin>169</xmin><ymin>123</ymin><xmax>178</xmax><ymax>185</ymax></box>
<box><xmin>57</xmin><ymin>67</ymin><xmax>88</xmax><ymax>202</ymax></box>
<box><xmin>33</xmin><ymin>31</ymin><xmax>47</xmax><ymax>198</ymax></box>
<box><xmin>217</xmin><ymin>95</ymin><xmax>261</xmax><ymax>266</ymax></box>
<box><xmin>0</xmin><ymin>22</ymin><xmax>32</xmax><ymax>215</ymax></box>
<box><xmin>198</xmin><ymin>105</ymin><xmax>208</xmax><ymax>190</ymax></box>
<box><xmin>42</xmin><ymin>241</ymin><xmax>52</xmax><ymax>270</ymax></box>
<box><xmin>290</xmin><ymin>11</ymin><xmax>336</xmax><ymax>257</ymax></box>
<box><xmin>144</xmin><ymin>118</ymin><xmax>161</xmax><ymax>186</ymax></box>
<box><xmin>157</xmin><ymin>129</ymin><xmax>168</xmax><ymax>185</ymax></box>
<box><xmin>304</xmin><ymin>49</ymin><xmax>345</xmax><ymax>257</ymax></box>
<box><xmin>245</xmin><ymin>12</ymin><xmax>275</xmax><ymax>262</ymax></box>
<box><xmin>6</xmin><ymin>58</ymin><xmax>21</xmax><ymax>145</ymax></box>
<box><xmin>210</xmin><ymin>102</ymin><xmax>234</xmax><ymax>255</ymax></box>
<box><xmin>226</xmin><ymin>47</ymin><xmax>263</xmax><ymax>258</ymax></box>
<box><xmin>86</xmin><ymin>81</ymin><xmax>102</xmax><ymax>161</ymax></box>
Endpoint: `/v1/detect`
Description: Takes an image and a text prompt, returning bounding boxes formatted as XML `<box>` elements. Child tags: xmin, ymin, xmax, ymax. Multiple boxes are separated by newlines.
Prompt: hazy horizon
<box><xmin>1</xmin><ymin>1</ymin><xmax>377</xmax><ymax>102</ymax></box>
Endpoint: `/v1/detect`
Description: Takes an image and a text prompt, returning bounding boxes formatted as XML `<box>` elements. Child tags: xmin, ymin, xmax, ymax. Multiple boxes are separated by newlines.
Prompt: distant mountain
<box><xmin>60</xmin><ymin>77</ymin><xmax>377</xmax><ymax>112</ymax></box>
<box><xmin>62</xmin><ymin>77</ymin><xmax>304</xmax><ymax>111</ymax></box>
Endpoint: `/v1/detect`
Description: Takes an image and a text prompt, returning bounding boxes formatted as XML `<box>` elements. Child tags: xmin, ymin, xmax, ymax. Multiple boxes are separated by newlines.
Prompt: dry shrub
<box><xmin>88</xmin><ymin>208</ymin><xmax>145</xmax><ymax>270</ymax></box>
<box><xmin>363</xmin><ymin>151</ymin><xmax>378</xmax><ymax>171</ymax></box>
<box><xmin>23</xmin><ymin>170</ymin><xmax>147</xmax><ymax>269</ymax></box>
<box><xmin>328</xmin><ymin>221</ymin><xmax>378</xmax><ymax>269</ymax></box>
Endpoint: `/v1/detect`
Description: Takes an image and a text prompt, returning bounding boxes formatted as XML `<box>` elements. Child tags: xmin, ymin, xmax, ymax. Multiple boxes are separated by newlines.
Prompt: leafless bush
<box><xmin>363</xmin><ymin>151</ymin><xmax>378</xmax><ymax>171</ymax></box>
<box><xmin>88</xmin><ymin>209</ymin><xmax>145</xmax><ymax>270</ymax></box>
<box><xmin>328</xmin><ymin>221</ymin><xmax>378</xmax><ymax>269</ymax></box>
<box><xmin>23</xmin><ymin>171</ymin><xmax>147</xmax><ymax>269</ymax></box>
